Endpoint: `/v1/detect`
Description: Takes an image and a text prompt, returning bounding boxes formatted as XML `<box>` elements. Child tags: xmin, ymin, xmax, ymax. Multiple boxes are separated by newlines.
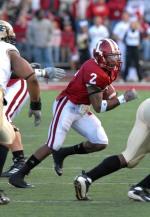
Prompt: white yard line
<box><xmin>12</xmin><ymin>199</ymin><xmax>119</xmax><ymax>204</ymax></box>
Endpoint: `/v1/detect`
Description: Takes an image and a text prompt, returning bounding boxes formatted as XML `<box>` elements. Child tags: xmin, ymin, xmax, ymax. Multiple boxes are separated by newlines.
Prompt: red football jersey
<box><xmin>57</xmin><ymin>59</ymin><xmax>118</xmax><ymax>105</ymax></box>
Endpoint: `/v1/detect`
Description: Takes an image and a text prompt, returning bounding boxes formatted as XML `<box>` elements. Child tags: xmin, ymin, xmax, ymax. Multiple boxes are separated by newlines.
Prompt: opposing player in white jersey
<box><xmin>0</xmin><ymin>63</ymin><xmax>66</xmax><ymax>178</ymax></box>
<box><xmin>0</xmin><ymin>20</ymin><xmax>41</xmax><ymax>204</ymax></box>
<box><xmin>74</xmin><ymin>98</ymin><xmax>150</xmax><ymax>201</ymax></box>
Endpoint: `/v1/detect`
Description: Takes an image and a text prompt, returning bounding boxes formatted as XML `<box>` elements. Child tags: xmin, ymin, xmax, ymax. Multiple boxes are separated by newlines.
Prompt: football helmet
<box><xmin>0</xmin><ymin>20</ymin><xmax>16</xmax><ymax>44</ymax></box>
<box><xmin>93</xmin><ymin>38</ymin><xmax>122</xmax><ymax>77</ymax></box>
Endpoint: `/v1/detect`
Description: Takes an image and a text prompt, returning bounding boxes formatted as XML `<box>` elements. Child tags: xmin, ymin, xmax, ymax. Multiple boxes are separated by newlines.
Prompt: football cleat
<box><xmin>52</xmin><ymin>150</ymin><xmax>65</xmax><ymax>176</ymax></box>
<box><xmin>9</xmin><ymin>171</ymin><xmax>33</xmax><ymax>188</ymax></box>
<box><xmin>128</xmin><ymin>186</ymin><xmax>150</xmax><ymax>202</ymax></box>
<box><xmin>74</xmin><ymin>171</ymin><xmax>92</xmax><ymax>200</ymax></box>
<box><xmin>1</xmin><ymin>160</ymin><xmax>25</xmax><ymax>178</ymax></box>
<box><xmin>0</xmin><ymin>190</ymin><xmax>10</xmax><ymax>205</ymax></box>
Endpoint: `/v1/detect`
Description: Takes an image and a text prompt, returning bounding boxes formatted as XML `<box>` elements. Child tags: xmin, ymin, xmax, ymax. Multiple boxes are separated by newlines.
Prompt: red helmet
<box><xmin>93</xmin><ymin>38</ymin><xmax>122</xmax><ymax>76</ymax></box>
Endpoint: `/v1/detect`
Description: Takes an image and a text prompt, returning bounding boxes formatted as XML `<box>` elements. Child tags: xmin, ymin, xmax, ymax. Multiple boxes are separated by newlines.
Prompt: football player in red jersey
<box><xmin>9</xmin><ymin>38</ymin><xmax>137</xmax><ymax>188</ymax></box>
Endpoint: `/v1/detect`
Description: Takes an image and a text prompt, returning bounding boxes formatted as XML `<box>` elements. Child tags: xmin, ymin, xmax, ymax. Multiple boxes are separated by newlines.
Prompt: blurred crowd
<box><xmin>0</xmin><ymin>0</ymin><xmax>150</xmax><ymax>81</ymax></box>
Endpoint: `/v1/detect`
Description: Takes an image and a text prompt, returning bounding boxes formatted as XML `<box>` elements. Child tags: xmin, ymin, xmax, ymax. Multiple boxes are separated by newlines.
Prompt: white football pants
<box><xmin>47</xmin><ymin>97</ymin><xmax>108</xmax><ymax>150</ymax></box>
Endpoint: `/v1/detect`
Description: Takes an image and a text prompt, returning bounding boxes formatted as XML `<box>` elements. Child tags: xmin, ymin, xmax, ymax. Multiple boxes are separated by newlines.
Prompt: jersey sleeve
<box><xmin>6</xmin><ymin>43</ymin><xmax>20</xmax><ymax>54</ymax></box>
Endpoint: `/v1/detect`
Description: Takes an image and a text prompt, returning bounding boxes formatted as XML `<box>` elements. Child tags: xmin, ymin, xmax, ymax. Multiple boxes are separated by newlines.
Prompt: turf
<box><xmin>1</xmin><ymin>90</ymin><xmax>150</xmax><ymax>217</ymax></box>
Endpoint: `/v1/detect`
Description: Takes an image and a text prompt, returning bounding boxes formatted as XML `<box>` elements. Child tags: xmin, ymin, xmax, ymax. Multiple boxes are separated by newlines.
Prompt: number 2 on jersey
<box><xmin>89</xmin><ymin>73</ymin><xmax>97</xmax><ymax>84</ymax></box>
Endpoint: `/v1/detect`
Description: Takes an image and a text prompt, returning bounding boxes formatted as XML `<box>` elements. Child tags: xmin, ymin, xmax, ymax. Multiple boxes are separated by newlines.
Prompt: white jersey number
<box><xmin>89</xmin><ymin>73</ymin><xmax>97</xmax><ymax>85</ymax></box>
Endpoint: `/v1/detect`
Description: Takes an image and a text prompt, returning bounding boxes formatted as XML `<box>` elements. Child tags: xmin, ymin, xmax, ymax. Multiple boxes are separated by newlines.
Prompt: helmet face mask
<box><xmin>104</xmin><ymin>53</ymin><xmax>122</xmax><ymax>71</ymax></box>
<box><xmin>0</xmin><ymin>20</ymin><xmax>16</xmax><ymax>44</ymax></box>
<box><xmin>93</xmin><ymin>39</ymin><xmax>122</xmax><ymax>75</ymax></box>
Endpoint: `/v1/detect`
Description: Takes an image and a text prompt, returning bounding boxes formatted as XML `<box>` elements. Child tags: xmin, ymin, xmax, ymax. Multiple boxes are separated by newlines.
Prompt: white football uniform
<box><xmin>0</xmin><ymin>41</ymin><xmax>19</xmax><ymax>92</ymax></box>
<box><xmin>0</xmin><ymin>41</ymin><xmax>19</xmax><ymax>144</ymax></box>
<box><xmin>122</xmin><ymin>98</ymin><xmax>150</xmax><ymax>168</ymax></box>
<box><xmin>47</xmin><ymin>97</ymin><xmax>108</xmax><ymax>151</ymax></box>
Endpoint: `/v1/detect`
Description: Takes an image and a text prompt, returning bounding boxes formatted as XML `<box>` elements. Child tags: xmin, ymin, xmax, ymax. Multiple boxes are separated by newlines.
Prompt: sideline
<box><xmin>40</xmin><ymin>82</ymin><xmax>150</xmax><ymax>91</ymax></box>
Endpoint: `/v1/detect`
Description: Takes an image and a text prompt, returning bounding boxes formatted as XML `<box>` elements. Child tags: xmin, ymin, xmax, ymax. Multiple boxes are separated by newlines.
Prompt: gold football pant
<box><xmin>122</xmin><ymin>98</ymin><xmax>150</xmax><ymax>168</ymax></box>
<box><xmin>0</xmin><ymin>88</ymin><xmax>15</xmax><ymax>145</ymax></box>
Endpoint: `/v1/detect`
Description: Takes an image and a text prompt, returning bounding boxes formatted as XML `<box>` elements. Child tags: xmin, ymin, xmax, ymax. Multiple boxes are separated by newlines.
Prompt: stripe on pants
<box><xmin>47</xmin><ymin>97</ymin><xmax>68</xmax><ymax>149</ymax></box>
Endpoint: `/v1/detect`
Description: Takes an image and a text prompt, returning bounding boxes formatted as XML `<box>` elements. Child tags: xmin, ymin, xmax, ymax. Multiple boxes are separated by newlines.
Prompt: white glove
<box><xmin>28</xmin><ymin>110</ymin><xmax>41</xmax><ymax>127</ymax></box>
<box><xmin>124</xmin><ymin>88</ymin><xmax>138</xmax><ymax>102</ymax></box>
<box><xmin>44</xmin><ymin>67</ymin><xmax>66</xmax><ymax>80</ymax></box>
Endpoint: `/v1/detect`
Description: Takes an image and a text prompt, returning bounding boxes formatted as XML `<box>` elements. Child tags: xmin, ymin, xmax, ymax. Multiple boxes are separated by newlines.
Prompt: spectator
<box><xmin>126</xmin><ymin>0</ymin><xmax>145</xmax><ymax>18</ymax></box>
<box><xmin>0</xmin><ymin>9</ymin><xmax>8</xmax><ymax>21</ymax></box>
<box><xmin>112</xmin><ymin>11</ymin><xmax>130</xmax><ymax>74</ymax></box>
<box><xmin>61</xmin><ymin>21</ymin><xmax>75</xmax><ymax>63</ymax></box>
<box><xmin>138</xmin><ymin>14</ymin><xmax>150</xmax><ymax>61</ymax></box>
<box><xmin>71</xmin><ymin>0</ymin><xmax>89</xmax><ymax>32</ymax></box>
<box><xmin>2</xmin><ymin>0</ymin><xmax>23</xmax><ymax>24</ymax></box>
<box><xmin>70</xmin><ymin>47</ymin><xmax>79</xmax><ymax>72</ymax></box>
<box><xmin>30</xmin><ymin>0</ymin><xmax>41</xmax><ymax>12</ymax></box>
<box><xmin>0</xmin><ymin>0</ymin><xmax>5</xmax><ymax>8</ymax></box>
<box><xmin>88</xmin><ymin>16</ymin><xmax>109</xmax><ymax>56</ymax></box>
<box><xmin>123</xmin><ymin>18</ymin><xmax>143</xmax><ymax>81</ymax></box>
<box><xmin>142</xmin><ymin>27</ymin><xmax>150</xmax><ymax>61</ymax></box>
<box><xmin>77</xmin><ymin>20</ymin><xmax>90</xmax><ymax>66</ymax></box>
<box><xmin>71</xmin><ymin>0</ymin><xmax>89</xmax><ymax>21</ymax></box>
<box><xmin>49</xmin><ymin>20</ymin><xmax>62</xmax><ymax>65</ymax></box>
<box><xmin>13</xmin><ymin>13</ymin><xmax>29</xmax><ymax>60</ymax></box>
<box><xmin>40</xmin><ymin>0</ymin><xmax>60</xmax><ymax>11</ymax></box>
<box><xmin>144</xmin><ymin>0</ymin><xmax>150</xmax><ymax>23</ymax></box>
<box><xmin>107</xmin><ymin>0</ymin><xmax>126</xmax><ymax>30</ymax></box>
<box><xmin>86</xmin><ymin>0</ymin><xmax>109</xmax><ymax>24</ymax></box>
<box><xmin>27</xmin><ymin>9</ymin><xmax>53</xmax><ymax>67</ymax></box>
<box><xmin>59</xmin><ymin>7</ymin><xmax>75</xmax><ymax>31</ymax></box>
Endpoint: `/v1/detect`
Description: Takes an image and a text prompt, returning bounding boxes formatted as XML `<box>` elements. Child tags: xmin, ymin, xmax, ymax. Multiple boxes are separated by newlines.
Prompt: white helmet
<box><xmin>0</xmin><ymin>20</ymin><xmax>16</xmax><ymax>44</ymax></box>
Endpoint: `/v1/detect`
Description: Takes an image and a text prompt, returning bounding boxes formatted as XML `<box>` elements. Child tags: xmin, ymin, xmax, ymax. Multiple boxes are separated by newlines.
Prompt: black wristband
<box><xmin>30</xmin><ymin>100</ymin><xmax>41</xmax><ymax>110</ymax></box>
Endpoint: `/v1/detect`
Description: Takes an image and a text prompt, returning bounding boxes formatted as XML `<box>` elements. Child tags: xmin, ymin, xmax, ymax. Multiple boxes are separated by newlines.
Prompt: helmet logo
<box><xmin>0</xmin><ymin>25</ymin><xmax>6</xmax><ymax>32</ymax></box>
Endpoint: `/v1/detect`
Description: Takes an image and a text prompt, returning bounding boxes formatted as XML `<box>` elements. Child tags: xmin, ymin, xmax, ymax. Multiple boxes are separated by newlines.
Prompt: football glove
<box><xmin>29</xmin><ymin>101</ymin><xmax>42</xmax><ymax>126</ymax></box>
<box><xmin>44</xmin><ymin>67</ymin><xmax>66</xmax><ymax>80</ymax></box>
<box><xmin>124</xmin><ymin>88</ymin><xmax>138</xmax><ymax>102</ymax></box>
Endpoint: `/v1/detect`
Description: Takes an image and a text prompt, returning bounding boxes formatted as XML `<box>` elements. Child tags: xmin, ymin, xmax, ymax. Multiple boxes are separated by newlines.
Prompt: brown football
<box><xmin>103</xmin><ymin>84</ymin><xmax>117</xmax><ymax>100</ymax></box>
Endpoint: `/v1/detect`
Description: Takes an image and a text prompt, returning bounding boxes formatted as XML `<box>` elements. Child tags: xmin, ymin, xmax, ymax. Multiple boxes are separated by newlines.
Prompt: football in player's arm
<box><xmin>87</xmin><ymin>83</ymin><xmax>137</xmax><ymax>113</ymax></box>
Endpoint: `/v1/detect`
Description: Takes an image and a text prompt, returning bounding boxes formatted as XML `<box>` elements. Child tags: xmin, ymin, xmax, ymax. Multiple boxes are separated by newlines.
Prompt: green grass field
<box><xmin>1</xmin><ymin>90</ymin><xmax>150</xmax><ymax>217</ymax></box>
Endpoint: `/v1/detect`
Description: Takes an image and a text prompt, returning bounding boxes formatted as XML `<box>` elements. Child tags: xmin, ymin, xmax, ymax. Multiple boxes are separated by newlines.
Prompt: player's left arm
<box><xmin>101</xmin><ymin>88</ymin><xmax>138</xmax><ymax>112</ymax></box>
<box><xmin>87</xmin><ymin>85</ymin><xmax>138</xmax><ymax>113</ymax></box>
